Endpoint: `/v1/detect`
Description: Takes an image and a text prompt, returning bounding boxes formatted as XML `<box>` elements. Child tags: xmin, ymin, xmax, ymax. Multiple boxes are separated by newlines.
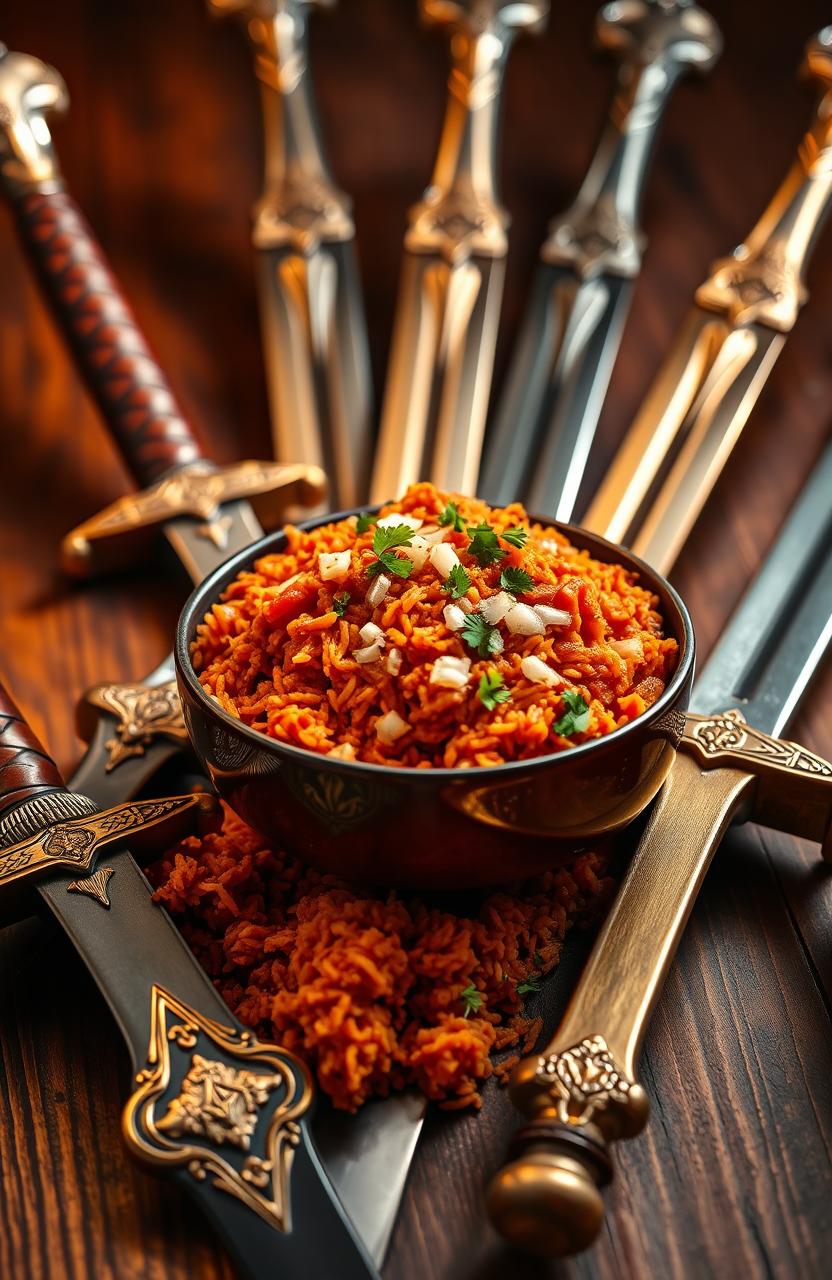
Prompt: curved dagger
<box><xmin>480</xmin><ymin>0</ymin><xmax>721</xmax><ymax>518</ymax></box>
<box><xmin>208</xmin><ymin>1</ymin><xmax>373</xmax><ymax>510</ymax></box>
<box><xmin>371</xmin><ymin>0</ymin><xmax>548</xmax><ymax>501</ymax></box>
<box><xmin>584</xmin><ymin>29</ymin><xmax>832</xmax><ymax>574</ymax></box>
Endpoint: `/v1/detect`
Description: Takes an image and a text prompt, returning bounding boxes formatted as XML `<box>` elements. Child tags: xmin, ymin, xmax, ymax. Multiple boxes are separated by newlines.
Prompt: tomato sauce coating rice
<box><xmin>149</xmin><ymin>804</ymin><xmax>615</xmax><ymax>1112</ymax></box>
<box><xmin>192</xmin><ymin>484</ymin><xmax>678</xmax><ymax>767</ymax></box>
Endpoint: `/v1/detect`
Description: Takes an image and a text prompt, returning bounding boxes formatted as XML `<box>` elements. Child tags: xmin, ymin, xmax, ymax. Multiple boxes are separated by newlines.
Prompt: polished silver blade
<box><xmin>480</xmin><ymin>265</ymin><xmax>632</xmax><ymax>517</ymax></box>
<box><xmin>692</xmin><ymin>438</ymin><xmax>832</xmax><ymax>735</ymax></box>
<box><xmin>371</xmin><ymin>250</ymin><xmax>505</xmax><ymax>500</ymax></box>
<box><xmin>257</xmin><ymin>241</ymin><xmax>373</xmax><ymax>510</ymax></box>
<box><xmin>162</xmin><ymin>498</ymin><xmax>264</xmax><ymax>585</ymax></box>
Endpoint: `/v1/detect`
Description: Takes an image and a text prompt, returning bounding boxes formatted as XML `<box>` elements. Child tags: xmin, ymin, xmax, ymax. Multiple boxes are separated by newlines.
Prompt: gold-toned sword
<box><xmin>209</xmin><ymin>0</ymin><xmax>373</xmax><ymax>510</ymax></box>
<box><xmin>370</xmin><ymin>0</ymin><xmax>548</xmax><ymax>502</ymax></box>
<box><xmin>583</xmin><ymin>29</ymin><xmax>832</xmax><ymax>575</ymax></box>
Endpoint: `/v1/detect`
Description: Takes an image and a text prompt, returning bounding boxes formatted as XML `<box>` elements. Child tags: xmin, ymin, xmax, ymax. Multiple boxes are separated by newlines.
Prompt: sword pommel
<box><xmin>803</xmin><ymin>26</ymin><xmax>832</xmax><ymax>94</ymax></box>
<box><xmin>596</xmin><ymin>0</ymin><xmax>721</xmax><ymax>74</ymax></box>
<box><xmin>0</xmin><ymin>46</ymin><xmax>67</xmax><ymax>192</ymax></box>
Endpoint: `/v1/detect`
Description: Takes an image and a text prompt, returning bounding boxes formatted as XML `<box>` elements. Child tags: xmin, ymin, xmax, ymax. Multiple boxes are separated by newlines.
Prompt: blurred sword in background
<box><xmin>480</xmin><ymin>0</ymin><xmax>721</xmax><ymax>518</ymax></box>
<box><xmin>210</xmin><ymin>0</ymin><xmax>373</xmax><ymax>509</ymax></box>
<box><xmin>371</xmin><ymin>0</ymin><xmax>548</xmax><ymax>502</ymax></box>
<box><xmin>584</xmin><ymin>28</ymin><xmax>832</xmax><ymax>575</ymax></box>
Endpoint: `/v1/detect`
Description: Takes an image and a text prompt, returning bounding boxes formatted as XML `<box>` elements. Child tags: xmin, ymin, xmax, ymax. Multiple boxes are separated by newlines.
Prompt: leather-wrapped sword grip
<box><xmin>11</xmin><ymin>186</ymin><xmax>203</xmax><ymax>486</ymax></box>
<box><xmin>0</xmin><ymin>678</ymin><xmax>67</xmax><ymax>819</ymax></box>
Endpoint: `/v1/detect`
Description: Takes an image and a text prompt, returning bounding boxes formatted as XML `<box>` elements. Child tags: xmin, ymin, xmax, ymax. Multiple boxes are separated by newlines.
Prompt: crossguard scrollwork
<box><xmin>61</xmin><ymin>460</ymin><xmax>326</xmax><ymax>577</ymax></box>
<box><xmin>534</xmin><ymin>1035</ymin><xmax>648</xmax><ymax>1141</ymax></box>
<box><xmin>123</xmin><ymin>985</ymin><xmax>313</xmax><ymax>1232</ymax></box>
<box><xmin>0</xmin><ymin>793</ymin><xmax>215</xmax><ymax>889</ymax></box>
<box><xmin>77</xmin><ymin>678</ymin><xmax>187</xmax><ymax>771</ymax></box>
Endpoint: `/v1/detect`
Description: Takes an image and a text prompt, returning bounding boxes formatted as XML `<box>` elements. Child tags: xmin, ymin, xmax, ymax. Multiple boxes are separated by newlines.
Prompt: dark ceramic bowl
<box><xmin>175</xmin><ymin>512</ymin><xmax>694</xmax><ymax>889</ymax></box>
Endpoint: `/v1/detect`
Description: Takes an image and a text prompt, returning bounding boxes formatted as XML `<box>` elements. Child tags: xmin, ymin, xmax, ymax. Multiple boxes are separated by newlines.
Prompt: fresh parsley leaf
<box><xmin>500</xmin><ymin>565</ymin><xmax>534</xmax><ymax>595</ymax></box>
<box><xmin>533</xmin><ymin>950</ymin><xmax>544</xmax><ymax>967</ymax></box>
<box><xmin>461</xmin><ymin>612</ymin><xmax>501</xmax><ymax>658</ymax></box>
<box><xmin>441</xmin><ymin>563</ymin><xmax>472</xmax><ymax>599</ymax></box>
<box><xmin>553</xmin><ymin>689</ymin><xmax>591</xmax><ymax>737</ymax></box>
<box><xmin>356</xmin><ymin>512</ymin><xmax>378</xmax><ymax>534</ymax></box>
<box><xmin>501</xmin><ymin>525</ymin><xmax>529</xmax><ymax>550</ymax></box>
<box><xmin>466</xmin><ymin>521</ymin><xmax>506</xmax><ymax>567</ymax></box>
<box><xmin>367</xmin><ymin>551</ymin><xmax>414</xmax><ymax>580</ymax></box>
<box><xmin>517</xmin><ymin>974</ymin><xmax>542</xmax><ymax>997</ymax></box>
<box><xmin>439</xmin><ymin>500</ymin><xmax>465</xmax><ymax>532</ymax></box>
<box><xmin>373</xmin><ymin>524</ymin><xmax>415</xmax><ymax>554</ymax></box>
<box><xmin>460</xmin><ymin>984</ymin><xmax>483</xmax><ymax>1018</ymax></box>
<box><xmin>478</xmin><ymin>669</ymin><xmax>511</xmax><ymax>711</ymax></box>
<box><xmin>333</xmin><ymin>592</ymin><xmax>350</xmax><ymax>617</ymax></box>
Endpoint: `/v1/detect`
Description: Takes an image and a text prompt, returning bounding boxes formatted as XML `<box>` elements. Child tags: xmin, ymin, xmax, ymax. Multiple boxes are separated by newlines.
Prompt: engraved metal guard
<box><xmin>0</xmin><ymin>44</ymin><xmax>67</xmax><ymax>191</ymax></box>
<box><xmin>61</xmin><ymin>460</ymin><xmax>326</xmax><ymax>577</ymax></box>
<box><xmin>78</xmin><ymin>679</ymin><xmax>187</xmax><ymax>772</ymax></box>
<box><xmin>123</xmin><ymin>985</ymin><xmax>313</xmax><ymax>1232</ymax></box>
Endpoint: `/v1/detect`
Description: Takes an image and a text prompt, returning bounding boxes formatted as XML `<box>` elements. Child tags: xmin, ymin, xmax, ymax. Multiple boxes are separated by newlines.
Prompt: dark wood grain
<box><xmin>0</xmin><ymin>1</ymin><xmax>831</xmax><ymax>1278</ymax></box>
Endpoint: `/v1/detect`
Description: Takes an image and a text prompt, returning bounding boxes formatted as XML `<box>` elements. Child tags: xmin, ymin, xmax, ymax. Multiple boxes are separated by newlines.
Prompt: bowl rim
<box><xmin>175</xmin><ymin>505</ymin><xmax>695</xmax><ymax>783</ymax></box>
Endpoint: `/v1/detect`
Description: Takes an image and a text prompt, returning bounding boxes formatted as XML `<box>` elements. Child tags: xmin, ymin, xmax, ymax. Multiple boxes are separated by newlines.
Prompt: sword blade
<box><xmin>163</xmin><ymin>498</ymin><xmax>264</xmax><ymax>586</ymax></box>
<box><xmin>257</xmin><ymin>241</ymin><xmax>373</xmax><ymax>510</ymax></box>
<box><xmin>372</xmin><ymin>251</ymin><xmax>504</xmax><ymax>500</ymax></box>
<box><xmin>480</xmin><ymin>265</ymin><xmax>632</xmax><ymax>517</ymax></box>
<box><xmin>692</xmin><ymin>438</ymin><xmax>832</xmax><ymax>734</ymax></box>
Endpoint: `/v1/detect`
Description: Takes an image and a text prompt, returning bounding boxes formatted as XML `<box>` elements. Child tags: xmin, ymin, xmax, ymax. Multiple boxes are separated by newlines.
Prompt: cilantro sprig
<box><xmin>441</xmin><ymin>563</ymin><xmax>471</xmax><ymax>599</ymax></box>
<box><xmin>478</xmin><ymin>669</ymin><xmax>511</xmax><ymax>711</ymax></box>
<box><xmin>500</xmin><ymin>565</ymin><xmax>534</xmax><ymax>595</ymax></box>
<box><xmin>461</xmin><ymin>612</ymin><xmax>502</xmax><ymax>658</ymax></box>
<box><xmin>333</xmin><ymin>592</ymin><xmax>350</xmax><ymax>617</ymax></box>
<box><xmin>367</xmin><ymin>524</ymin><xmax>415</xmax><ymax>580</ymax></box>
<box><xmin>517</xmin><ymin>974</ymin><xmax>542</xmax><ymax>997</ymax></box>
<box><xmin>356</xmin><ymin>512</ymin><xmax>378</xmax><ymax>534</ymax></box>
<box><xmin>466</xmin><ymin>522</ymin><xmax>506</xmax><ymax>567</ymax></box>
<box><xmin>460</xmin><ymin>984</ymin><xmax>484</xmax><ymax>1018</ymax></box>
<box><xmin>553</xmin><ymin>690</ymin><xmax>591</xmax><ymax>737</ymax></box>
<box><xmin>502</xmin><ymin>525</ymin><xmax>529</xmax><ymax>550</ymax></box>
<box><xmin>439</xmin><ymin>500</ymin><xmax>465</xmax><ymax>533</ymax></box>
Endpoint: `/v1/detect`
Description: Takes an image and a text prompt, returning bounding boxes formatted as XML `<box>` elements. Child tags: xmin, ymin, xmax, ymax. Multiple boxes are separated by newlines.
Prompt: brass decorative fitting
<box><xmin>77</xmin><ymin>678</ymin><xmax>187</xmax><ymax>772</ymax></box>
<box><xmin>0</xmin><ymin>45</ymin><xmax>67</xmax><ymax>191</ymax></box>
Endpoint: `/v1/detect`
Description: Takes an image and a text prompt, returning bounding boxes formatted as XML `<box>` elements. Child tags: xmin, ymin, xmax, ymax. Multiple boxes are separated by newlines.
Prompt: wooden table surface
<box><xmin>1</xmin><ymin>2</ymin><xmax>831</xmax><ymax>1277</ymax></box>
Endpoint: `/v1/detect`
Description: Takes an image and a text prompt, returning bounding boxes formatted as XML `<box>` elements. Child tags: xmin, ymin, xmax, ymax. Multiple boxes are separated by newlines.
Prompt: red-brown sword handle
<box><xmin>10</xmin><ymin>185</ymin><xmax>203</xmax><ymax>487</ymax></box>
<box><xmin>0</xmin><ymin>679</ymin><xmax>68</xmax><ymax>821</ymax></box>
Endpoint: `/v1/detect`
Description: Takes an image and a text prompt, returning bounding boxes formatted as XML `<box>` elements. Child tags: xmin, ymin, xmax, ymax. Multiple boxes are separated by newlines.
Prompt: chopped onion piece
<box><xmin>318</xmin><ymin>550</ymin><xmax>351</xmax><ymax>581</ymax></box>
<box><xmin>490</xmin><ymin>630</ymin><xmax>504</xmax><ymax>655</ymax></box>
<box><xmin>521</xmin><ymin>655</ymin><xmax>561</xmax><ymax>687</ymax></box>
<box><xmin>419</xmin><ymin>525</ymin><xmax>450</xmax><ymax>546</ymax></box>
<box><xmin>505</xmin><ymin>603</ymin><xmax>546</xmax><ymax>636</ymax></box>
<box><xmin>429</xmin><ymin>542</ymin><xmax>460</xmax><ymax>579</ymax></box>
<box><xmin>402</xmin><ymin>534</ymin><xmax>429</xmax><ymax>572</ymax></box>
<box><xmin>386</xmin><ymin>647</ymin><xmax>403</xmax><ymax>676</ymax></box>
<box><xmin>359</xmin><ymin>621</ymin><xmax>385</xmax><ymax>647</ymax></box>
<box><xmin>377</xmin><ymin>512</ymin><xmax>423</xmax><ymax>532</ymax></box>
<box><xmin>611</xmin><ymin>637</ymin><xmax>644</xmax><ymax>662</ymax></box>
<box><xmin>365</xmin><ymin>573</ymin><xmax>391</xmax><ymax>608</ymax></box>
<box><xmin>430</xmin><ymin>654</ymin><xmax>471</xmax><ymax>690</ymax></box>
<box><xmin>376</xmin><ymin>709</ymin><xmax>410</xmax><ymax>744</ymax></box>
<box><xmin>328</xmin><ymin>742</ymin><xmax>356</xmax><ymax>761</ymax></box>
<box><xmin>478</xmin><ymin>591</ymin><xmax>514</xmax><ymax>625</ymax></box>
<box><xmin>353</xmin><ymin>642</ymin><xmax>383</xmax><ymax>664</ymax></box>
<box><xmin>443</xmin><ymin>603</ymin><xmax>467</xmax><ymax>631</ymax></box>
<box><xmin>535</xmin><ymin>605</ymin><xmax>572</xmax><ymax>628</ymax></box>
<box><xmin>456</xmin><ymin>596</ymin><xmax>474</xmax><ymax>614</ymax></box>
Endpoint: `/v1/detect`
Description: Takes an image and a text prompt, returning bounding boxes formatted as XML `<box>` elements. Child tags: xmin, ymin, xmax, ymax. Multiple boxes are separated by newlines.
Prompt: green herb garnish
<box><xmin>441</xmin><ymin>563</ymin><xmax>472</xmax><ymax>599</ymax></box>
<box><xmin>466</xmin><ymin>521</ymin><xmax>506</xmax><ymax>567</ymax></box>
<box><xmin>461</xmin><ymin>612</ymin><xmax>502</xmax><ymax>658</ymax></box>
<box><xmin>501</xmin><ymin>525</ymin><xmax>529</xmax><ymax>550</ymax></box>
<box><xmin>533</xmin><ymin>950</ymin><xmax>544</xmax><ymax>967</ymax></box>
<box><xmin>517</xmin><ymin>974</ymin><xmax>542</xmax><ymax>997</ymax></box>
<box><xmin>356</xmin><ymin>512</ymin><xmax>378</xmax><ymax>534</ymax></box>
<box><xmin>500</xmin><ymin>565</ymin><xmax>534</xmax><ymax>595</ymax></box>
<box><xmin>553</xmin><ymin>690</ymin><xmax>591</xmax><ymax>737</ymax></box>
<box><xmin>478</xmin><ymin>669</ymin><xmax>511</xmax><ymax>711</ymax></box>
<box><xmin>439</xmin><ymin>500</ymin><xmax>465</xmax><ymax>533</ymax></box>
<box><xmin>366</xmin><ymin>523</ymin><xmax>415</xmax><ymax>580</ymax></box>
<box><xmin>333</xmin><ymin>592</ymin><xmax>350</xmax><ymax>617</ymax></box>
<box><xmin>460</xmin><ymin>984</ymin><xmax>483</xmax><ymax>1018</ymax></box>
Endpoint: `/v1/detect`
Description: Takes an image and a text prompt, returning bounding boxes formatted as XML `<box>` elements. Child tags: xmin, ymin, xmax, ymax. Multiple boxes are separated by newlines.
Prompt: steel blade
<box><xmin>162</xmin><ymin>498</ymin><xmax>264</xmax><ymax>586</ymax></box>
<box><xmin>480</xmin><ymin>264</ymin><xmax>632</xmax><ymax>517</ymax></box>
<box><xmin>692</xmin><ymin>438</ymin><xmax>832</xmax><ymax>735</ymax></box>
<box><xmin>371</xmin><ymin>251</ymin><xmax>505</xmax><ymax>500</ymax></box>
<box><xmin>257</xmin><ymin>241</ymin><xmax>373</xmax><ymax>510</ymax></box>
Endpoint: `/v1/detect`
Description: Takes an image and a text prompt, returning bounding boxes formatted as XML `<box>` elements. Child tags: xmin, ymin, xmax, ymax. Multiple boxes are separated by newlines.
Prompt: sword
<box><xmin>0</xmin><ymin>46</ymin><xmax>412</xmax><ymax>1267</ymax></box>
<box><xmin>583</xmin><ymin>29</ymin><xmax>832</xmax><ymax>575</ymax></box>
<box><xmin>370</xmin><ymin>0</ymin><xmax>548</xmax><ymax>501</ymax></box>
<box><xmin>208</xmin><ymin>0</ymin><xmax>374</xmax><ymax>511</ymax></box>
<box><xmin>487</xmin><ymin>440</ymin><xmax>832</xmax><ymax>1255</ymax></box>
<box><xmin>0</xmin><ymin>680</ymin><xmax>378</xmax><ymax>1279</ymax></box>
<box><xmin>480</xmin><ymin>0</ymin><xmax>721</xmax><ymax>518</ymax></box>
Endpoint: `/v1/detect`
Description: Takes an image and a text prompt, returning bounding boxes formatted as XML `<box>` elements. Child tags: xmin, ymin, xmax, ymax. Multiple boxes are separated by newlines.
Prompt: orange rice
<box><xmin>150</xmin><ymin>804</ymin><xmax>615</xmax><ymax>1112</ymax></box>
<box><xmin>192</xmin><ymin>483</ymin><xmax>678</xmax><ymax>768</ymax></box>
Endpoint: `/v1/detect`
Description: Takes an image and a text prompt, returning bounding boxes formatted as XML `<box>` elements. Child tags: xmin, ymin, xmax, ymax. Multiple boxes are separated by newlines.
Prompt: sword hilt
<box><xmin>0</xmin><ymin>679</ymin><xmax>68</xmax><ymax>822</ymax></box>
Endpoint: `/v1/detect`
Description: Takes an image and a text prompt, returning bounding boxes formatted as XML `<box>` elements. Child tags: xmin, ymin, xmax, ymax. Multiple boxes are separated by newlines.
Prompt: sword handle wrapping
<box><xmin>0</xmin><ymin>679</ymin><xmax>67</xmax><ymax>820</ymax></box>
<box><xmin>9</xmin><ymin>186</ymin><xmax>203</xmax><ymax>486</ymax></box>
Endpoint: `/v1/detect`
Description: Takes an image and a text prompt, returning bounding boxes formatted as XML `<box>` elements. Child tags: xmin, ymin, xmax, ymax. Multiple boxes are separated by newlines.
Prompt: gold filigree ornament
<box><xmin>80</xmin><ymin>678</ymin><xmax>188</xmax><ymax>771</ymax></box>
<box><xmin>123</xmin><ymin>986</ymin><xmax>312</xmax><ymax>1232</ymax></box>
<box><xmin>535</xmin><ymin>1035</ymin><xmax>648</xmax><ymax>1140</ymax></box>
